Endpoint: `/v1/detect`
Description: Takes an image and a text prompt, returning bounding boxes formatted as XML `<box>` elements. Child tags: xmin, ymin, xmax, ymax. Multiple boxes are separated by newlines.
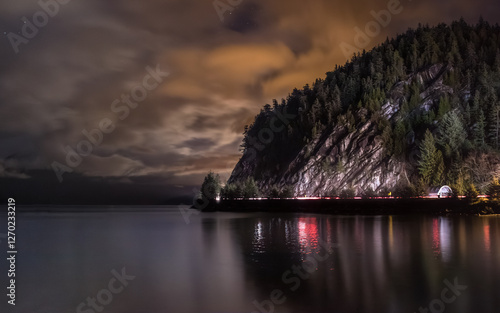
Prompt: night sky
<box><xmin>1</xmin><ymin>0</ymin><xmax>499</xmax><ymax>204</ymax></box>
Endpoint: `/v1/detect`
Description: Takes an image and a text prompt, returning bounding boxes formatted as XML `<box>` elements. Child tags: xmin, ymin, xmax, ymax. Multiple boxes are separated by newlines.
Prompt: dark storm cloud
<box><xmin>223</xmin><ymin>1</ymin><xmax>262</xmax><ymax>33</ymax></box>
<box><xmin>0</xmin><ymin>0</ymin><xmax>499</xmax><ymax>202</ymax></box>
<box><xmin>180</xmin><ymin>138</ymin><xmax>217</xmax><ymax>152</ymax></box>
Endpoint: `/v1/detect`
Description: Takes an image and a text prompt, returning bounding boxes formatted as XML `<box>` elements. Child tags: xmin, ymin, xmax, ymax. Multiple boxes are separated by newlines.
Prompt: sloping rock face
<box><xmin>279</xmin><ymin>122</ymin><xmax>405</xmax><ymax>196</ymax></box>
<box><xmin>229</xmin><ymin>64</ymin><xmax>461</xmax><ymax>196</ymax></box>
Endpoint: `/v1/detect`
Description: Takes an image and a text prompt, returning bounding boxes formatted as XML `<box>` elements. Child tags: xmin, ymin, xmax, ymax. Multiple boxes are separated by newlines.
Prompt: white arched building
<box><xmin>428</xmin><ymin>185</ymin><xmax>453</xmax><ymax>198</ymax></box>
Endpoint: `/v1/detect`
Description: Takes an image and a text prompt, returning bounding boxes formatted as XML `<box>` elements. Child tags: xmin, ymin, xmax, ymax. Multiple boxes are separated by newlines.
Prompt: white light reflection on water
<box><xmin>440</xmin><ymin>218</ymin><xmax>453</xmax><ymax>262</ymax></box>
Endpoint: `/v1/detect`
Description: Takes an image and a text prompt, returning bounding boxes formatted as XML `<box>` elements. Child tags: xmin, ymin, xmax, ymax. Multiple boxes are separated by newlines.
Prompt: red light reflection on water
<box><xmin>298</xmin><ymin>217</ymin><xmax>319</xmax><ymax>255</ymax></box>
<box><xmin>432</xmin><ymin>218</ymin><xmax>440</xmax><ymax>257</ymax></box>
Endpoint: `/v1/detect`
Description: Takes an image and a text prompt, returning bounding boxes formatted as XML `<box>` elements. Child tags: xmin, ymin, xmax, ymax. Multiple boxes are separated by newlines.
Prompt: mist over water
<box><xmin>2</xmin><ymin>207</ymin><xmax>499</xmax><ymax>313</ymax></box>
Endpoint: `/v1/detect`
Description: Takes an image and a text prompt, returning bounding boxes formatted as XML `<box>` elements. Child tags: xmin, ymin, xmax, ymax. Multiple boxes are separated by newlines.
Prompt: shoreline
<box><xmin>198</xmin><ymin>198</ymin><xmax>500</xmax><ymax>215</ymax></box>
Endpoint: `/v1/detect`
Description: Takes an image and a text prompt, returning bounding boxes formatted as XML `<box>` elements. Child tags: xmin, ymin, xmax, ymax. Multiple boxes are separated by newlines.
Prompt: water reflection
<box><xmin>484</xmin><ymin>222</ymin><xmax>491</xmax><ymax>253</ymax></box>
<box><xmin>297</xmin><ymin>217</ymin><xmax>319</xmax><ymax>257</ymax></box>
<box><xmin>252</xmin><ymin>220</ymin><xmax>265</xmax><ymax>253</ymax></box>
<box><xmin>231</xmin><ymin>214</ymin><xmax>500</xmax><ymax>313</ymax></box>
<box><xmin>440</xmin><ymin>218</ymin><xmax>453</xmax><ymax>262</ymax></box>
<box><xmin>432</xmin><ymin>217</ymin><xmax>441</xmax><ymax>258</ymax></box>
<box><xmin>4</xmin><ymin>210</ymin><xmax>500</xmax><ymax>313</ymax></box>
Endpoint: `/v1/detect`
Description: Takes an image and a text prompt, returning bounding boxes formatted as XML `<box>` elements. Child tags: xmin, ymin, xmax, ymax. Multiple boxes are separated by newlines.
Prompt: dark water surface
<box><xmin>1</xmin><ymin>207</ymin><xmax>499</xmax><ymax>313</ymax></box>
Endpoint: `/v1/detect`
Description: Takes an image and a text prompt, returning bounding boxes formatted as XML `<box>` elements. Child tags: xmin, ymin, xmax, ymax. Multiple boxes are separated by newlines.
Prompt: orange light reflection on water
<box><xmin>484</xmin><ymin>224</ymin><xmax>491</xmax><ymax>253</ymax></box>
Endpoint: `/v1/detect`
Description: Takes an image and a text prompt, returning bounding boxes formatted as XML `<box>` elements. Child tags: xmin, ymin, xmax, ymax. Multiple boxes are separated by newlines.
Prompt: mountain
<box><xmin>227</xmin><ymin>19</ymin><xmax>500</xmax><ymax>197</ymax></box>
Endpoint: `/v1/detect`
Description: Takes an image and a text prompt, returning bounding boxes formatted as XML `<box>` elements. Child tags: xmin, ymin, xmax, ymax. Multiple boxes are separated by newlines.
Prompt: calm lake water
<box><xmin>1</xmin><ymin>207</ymin><xmax>499</xmax><ymax>313</ymax></box>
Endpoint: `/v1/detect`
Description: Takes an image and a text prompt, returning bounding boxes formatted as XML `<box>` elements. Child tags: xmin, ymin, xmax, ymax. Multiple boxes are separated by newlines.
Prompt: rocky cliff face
<box><xmin>229</xmin><ymin>64</ymin><xmax>460</xmax><ymax>196</ymax></box>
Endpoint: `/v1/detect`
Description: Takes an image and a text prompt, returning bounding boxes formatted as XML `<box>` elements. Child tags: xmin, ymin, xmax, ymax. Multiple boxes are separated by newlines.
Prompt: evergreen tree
<box><xmin>450</xmin><ymin>167</ymin><xmax>466</xmax><ymax>196</ymax></box>
<box><xmin>465</xmin><ymin>183</ymin><xmax>480</xmax><ymax>204</ymax></box>
<box><xmin>408</xmin><ymin>83</ymin><xmax>421</xmax><ymax>110</ymax></box>
<box><xmin>201</xmin><ymin>172</ymin><xmax>221</xmax><ymax>200</ymax></box>
<box><xmin>463</xmin><ymin>103</ymin><xmax>472</xmax><ymax>126</ymax></box>
<box><xmin>381</xmin><ymin>124</ymin><xmax>394</xmax><ymax>156</ymax></box>
<box><xmin>433</xmin><ymin>150</ymin><xmax>445</xmax><ymax>186</ymax></box>
<box><xmin>243</xmin><ymin>177</ymin><xmax>259</xmax><ymax>198</ymax></box>
<box><xmin>419</xmin><ymin>130</ymin><xmax>445</xmax><ymax>185</ymax></box>
<box><xmin>419</xmin><ymin>130</ymin><xmax>436</xmax><ymax>184</ymax></box>
<box><xmin>487</xmin><ymin>104</ymin><xmax>500</xmax><ymax>149</ymax></box>
<box><xmin>494</xmin><ymin>49</ymin><xmax>500</xmax><ymax>73</ymax></box>
<box><xmin>409</xmin><ymin>39</ymin><xmax>419</xmax><ymax>71</ymax></box>
<box><xmin>393</xmin><ymin>120</ymin><xmax>407</xmax><ymax>158</ymax></box>
<box><xmin>221</xmin><ymin>183</ymin><xmax>241</xmax><ymax>199</ymax></box>
<box><xmin>437</xmin><ymin>96</ymin><xmax>451</xmax><ymax>119</ymax></box>
<box><xmin>487</xmin><ymin>178</ymin><xmax>500</xmax><ymax>202</ymax></box>
<box><xmin>436</xmin><ymin>111</ymin><xmax>466</xmax><ymax>158</ymax></box>
<box><xmin>474</xmin><ymin>108</ymin><xmax>486</xmax><ymax>148</ymax></box>
<box><xmin>310</xmin><ymin>98</ymin><xmax>321</xmax><ymax>125</ymax></box>
<box><xmin>392</xmin><ymin>50</ymin><xmax>405</xmax><ymax>78</ymax></box>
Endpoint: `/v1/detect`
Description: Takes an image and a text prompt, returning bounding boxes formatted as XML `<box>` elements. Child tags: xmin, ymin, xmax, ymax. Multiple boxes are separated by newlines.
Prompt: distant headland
<box><xmin>196</xmin><ymin>20</ymin><xmax>500</xmax><ymax>215</ymax></box>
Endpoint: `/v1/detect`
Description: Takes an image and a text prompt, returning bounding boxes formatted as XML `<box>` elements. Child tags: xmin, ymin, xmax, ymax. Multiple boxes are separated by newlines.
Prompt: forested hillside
<box><xmin>227</xmin><ymin>19</ymin><xmax>500</xmax><ymax>197</ymax></box>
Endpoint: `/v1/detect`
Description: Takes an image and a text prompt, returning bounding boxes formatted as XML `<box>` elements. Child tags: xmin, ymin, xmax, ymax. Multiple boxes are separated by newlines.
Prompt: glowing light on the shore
<box><xmin>296</xmin><ymin>197</ymin><xmax>322</xmax><ymax>200</ymax></box>
<box><xmin>242</xmin><ymin>195</ymin><xmax>487</xmax><ymax>200</ymax></box>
